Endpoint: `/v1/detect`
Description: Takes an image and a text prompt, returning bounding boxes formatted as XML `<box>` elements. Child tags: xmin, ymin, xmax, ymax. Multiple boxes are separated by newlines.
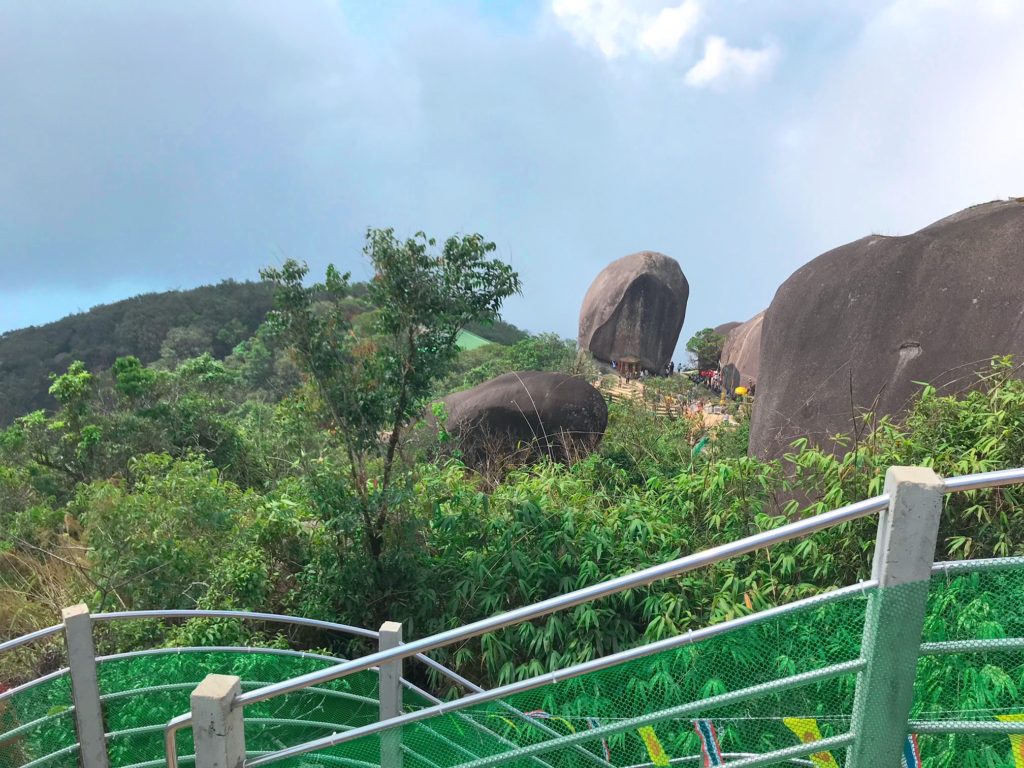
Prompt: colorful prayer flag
<box><xmin>997</xmin><ymin>714</ymin><xmax>1024</xmax><ymax>767</ymax></box>
<box><xmin>693</xmin><ymin>719</ymin><xmax>726</xmax><ymax>766</ymax></box>
<box><xmin>901</xmin><ymin>733</ymin><xmax>922</xmax><ymax>768</ymax></box>
<box><xmin>638</xmin><ymin>725</ymin><xmax>670</xmax><ymax>766</ymax></box>
<box><xmin>585</xmin><ymin>717</ymin><xmax>612</xmax><ymax>762</ymax></box>
<box><xmin>782</xmin><ymin>718</ymin><xmax>840</xmax><ymax>768</ymax></box>
<box><xmin>524</xmin><ymin>710</ymin><xmax>576</xmax><ymax>733</ymax></box>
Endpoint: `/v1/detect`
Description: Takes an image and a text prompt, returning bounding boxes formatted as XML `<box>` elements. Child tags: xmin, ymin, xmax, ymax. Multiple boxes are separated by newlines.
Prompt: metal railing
<box><xmin>5</xmin><ymin>465</ymin><xmax>1024</xmax><ymax>768</ymax></box>
<box><xmin>246</xmin><ymin>593</ymin><xmax>873</xmax><ymax>767</ymax></box>
<box><xmin>0</xmin><ymin>607</ymin><xmax>482</xmax><ymax>768</ymax></box>
<box><xmin>1</xmin><ymin>608</ymin><xmax>473</xmax><ymax>696</ymax></box>
<box><xmin>161</xmin><ymin>465</ymin><xmax>1024</xmax><ymax>768</ymax></box>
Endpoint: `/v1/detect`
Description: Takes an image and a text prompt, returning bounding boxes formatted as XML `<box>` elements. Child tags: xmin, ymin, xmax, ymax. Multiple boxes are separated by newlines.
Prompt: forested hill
<box><xmin>0</xmin><ymin>280</ymin><xmax>276</xmax><ymax>425</ymax></box>
<box><xmin>0</xmin><ymin>279</ymin><xmax>530</xmax><ymax>427</ymax></box>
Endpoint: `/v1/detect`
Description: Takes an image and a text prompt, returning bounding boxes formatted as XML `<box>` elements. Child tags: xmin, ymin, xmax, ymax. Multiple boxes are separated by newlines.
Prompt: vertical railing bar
<box><xmin>62</xmin><ymin>604</ymin><xmax>109</xmax><ymax>768</ymax></box>
<box><xmin>191</xmin><ymin>674</ymin><xmax>246</xmax><ymax>768</ymax></box>
<box><xmin>379</xmin><ymin>622</ymin><xmax>404</xmax><ymax>768</ymax></box>
<box><xmin>846</xmin><ymin>467</ymin><xmax>945</xmax><ymax>768</ymax></box>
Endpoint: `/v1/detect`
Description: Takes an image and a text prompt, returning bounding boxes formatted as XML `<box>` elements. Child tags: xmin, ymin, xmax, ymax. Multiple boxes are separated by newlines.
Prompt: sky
<box><xmin>2</xmin><ymin>0</ymin><xmax>1024</xmax><ymax>354</ymax></box>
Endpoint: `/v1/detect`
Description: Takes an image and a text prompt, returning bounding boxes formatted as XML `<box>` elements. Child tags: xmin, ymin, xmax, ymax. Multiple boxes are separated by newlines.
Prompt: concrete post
<box><xmin>846</xmin><ymin>466</ymin><xmax>944</xmax><ymax>768</ymax></box>
<box><xmin>379</xmin><ymin>621</ymin><xmax>404</xmax><ymax>768</ymax></box>
<box><xmin>191</xmin><ymin>674</ymin><xmax>246</xmax><ymax>768</ymax></box>
<box><xmin>62</xmin><ymin>604</ymin><xmax>109</xmax><ymax>768</ymax></box>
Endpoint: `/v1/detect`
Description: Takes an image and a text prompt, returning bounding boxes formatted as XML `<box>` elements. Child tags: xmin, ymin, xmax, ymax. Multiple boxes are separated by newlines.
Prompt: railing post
<box><xmin>846</xmin><ymin>466</ymin><xmax>944</xmax><ymax>768</ymax></box>
<box><xmin>379</xmin><ymin>621</ymin><xmax>404</xmax><ymax>768</ymax></box>
<box><xmin>62</xmin><ymin>604</ymin><xmax>109</xmax><ymax>768</ymax></box>
<box><xmin>192</xmin><ymin>674</ymin><xmax>246</xmax><ymax>768</ymax></box>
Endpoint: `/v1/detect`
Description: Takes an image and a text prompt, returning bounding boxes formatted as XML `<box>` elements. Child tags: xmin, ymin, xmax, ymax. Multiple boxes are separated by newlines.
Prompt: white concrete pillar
<box><xmin>191</xmin><ymin>674</ymin><xmax>246</xmax><ymax>768</ymax></box>
<box><xmin>847</xmin><ymin>466</ymin><xmax>944</xmax><ymax>768</ymax></box>
<box><xmin>379</xmin><ymin>621</ymin><xmax>404</xmax><ymax>768</ymax></box>
<box><xmin>62</xmin><ymin>604</ymin><xmax>109</xmax><ymax>768</ymax></box>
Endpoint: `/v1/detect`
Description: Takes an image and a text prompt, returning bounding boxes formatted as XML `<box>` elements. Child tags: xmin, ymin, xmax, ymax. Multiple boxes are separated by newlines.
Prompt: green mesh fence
<box><xmin>911</xmin><ymin>559</ymin><xmax>1024</xmax><ymax>768</ymax></box>
<box><xmin>3</xmin><ymin>559</ymin><xmax>1024</xmax><ymax>768</ymax></box>
<box><xmin>276</xmin><ymin>585</ymin><xmax>870</xmax><ymax>768</ymax></box>
<box><xmin>0</xmin><ymin>650</ymin><xmax>434</xmax><ymax>768</ymax></box>
<box><xmin>273</xmin><ymin>560</ymin><xmax>1024</xmax><ymax>768</ymax></box>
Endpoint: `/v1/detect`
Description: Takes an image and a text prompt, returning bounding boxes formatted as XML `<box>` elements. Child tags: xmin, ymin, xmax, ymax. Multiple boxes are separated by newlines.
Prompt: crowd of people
<box><xmin>609</xmin><ymin>358</ymin><xmax>754</xmax><ymax>401</ymax></box>
<box><xmin>610</xmin><ymin>359</ymin><xmax>684</xmax><ymax>381</ymax></box>
<box><xmin>694</xmin><ymin>369</ymin><xmax>723</xmax><ymax>394</ymax></box>
<box><xmin>690</xmin><ymin>370</ymin><xmax>755</xmax><ymax>399</ymax></box>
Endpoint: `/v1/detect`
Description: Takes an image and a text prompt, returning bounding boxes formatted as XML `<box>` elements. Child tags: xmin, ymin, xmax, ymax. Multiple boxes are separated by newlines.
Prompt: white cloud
<box><xmin>774</xmin><ymin>0</ymin><xmax>1024</xmax><ymax>254</ymax></box>
<box><xmin>640</xmin><ymin>2</ymin><xmax>701</xmax><ymax>57</ymax></box>
<box><xmin>551</xmin><ymin>0</ymin><xmax>700</xmax><ymax>58</ymax></box>
<box><xmin>9</xmin><ymin>0</ymin><xmax>1024</xmax><ymax>354</ymax></box>
<box><xmin>684</xmin><ymin>35</ymin><xmax>779</xmax><ymax>88</ymax></box>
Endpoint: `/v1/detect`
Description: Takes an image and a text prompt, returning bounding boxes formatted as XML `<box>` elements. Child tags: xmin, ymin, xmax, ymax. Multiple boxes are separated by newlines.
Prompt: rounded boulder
<box><xmin>720</xmin><ymin>310</ymin><xmax>764</xmax><ymax>395</ymax></box>
<box><xmin>578</xmin><ymin>251</ymin><xmax>689</xmax><ymax>372</ymax></box>
<box><xmin>441</xmin><ymin>371</ymin><xmax>608</xmax><ymax>468</ymax></box>
<box><xmin>750</xmin><ymin>200</ymin><xmax>1024</xmax><ymax>460</ymax></box>
<box><xmin>713</xmin><ymin>321</ymin><xmax>741</xmax><ymax>338</ymax></box>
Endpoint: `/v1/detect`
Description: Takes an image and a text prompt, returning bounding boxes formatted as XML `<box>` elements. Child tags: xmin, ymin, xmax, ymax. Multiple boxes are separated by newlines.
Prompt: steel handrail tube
<box><xmin>91</xmin><ymin>609</ymin><xmax>379</xmax><ymax>639</ymax></box>
<box><xmin>0</xmin><ymin>623</ymin><xmax>63</xmax><ymax>655</ymax></box>
<box><xmin>95</xmin><ymin>645</ymin><xmax>440</xmax><ymax>710</ymax></box>
<box><xmin>941</xmin><ymin>466</ymin><xmax>1024</xmax><ymax>493</ymax></box>
<box><xmin>909</xmin><ymin>720</ymin><xmax>1024</xmax><ymax>734</ymax></box>
<box><xmin>163</xmin><ymin>493</ymin><xmax>888</xmax><ymax>768</ymax></box>
<box><xmin>931</xmin><ymin>555</ymin><xmax>1024</xmax><ymax>573</ymax></box>
<box><xmin>162</xmin><ymin>466</ymin><xmax>1024</xmax><ymax>768</ymax></box>
<box><xmin>89</xmin><ymin>607</ymin><xmax>472</xmax><ymax>692</ymax></box>
<box><xmin>919</xmin><ymin>637</ymin><xmax>1024</xmax><ymax>655</ymax></box>
<box><xmin>247</xmin><ymin>660</ymin><xmax>865</xmax><ymax>767</ymax></box>
<box><xmin>2</xmin><ymin>609</ymin><xmax>471</xmax><ymax>688</ymax></box>
<box><xmin>217</xmin><ymin>591</ymin><xmax>871</xmax><ymax>768</ymax></box>
<box><xmin>95</xmin><ymin>645</ymin><xmax>348</xmax><ymax>664</ymax></box>
<box><xmin>235</xmin><ymin>494</ymin><xmax>887</xmax><ymax>704</ymax></box>
<box><xmin>415</xmin><ymin>652</ymin><xmax>484</xmax><ymax>692</ymax></box>
<box><xmin>713</xmin><ymin>734</ymin><xmax>855</xmax><ymax>768</ymax></box>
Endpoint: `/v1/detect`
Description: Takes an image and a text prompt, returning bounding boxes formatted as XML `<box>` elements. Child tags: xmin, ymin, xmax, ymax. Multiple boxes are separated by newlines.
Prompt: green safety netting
<box><xmin>0</xmin><ymin>651</ymin><xmax>434</xmax><ymax>768</ymax></box>
<box><xmin>276</xmin><ymin>561</ymin><xmax>1024</xmax><ymax>768</ymax></box>
<box><xmin>2</xmin><ymin>559</ymin><xmax>1024</xmax><ymax>768</ymax></box>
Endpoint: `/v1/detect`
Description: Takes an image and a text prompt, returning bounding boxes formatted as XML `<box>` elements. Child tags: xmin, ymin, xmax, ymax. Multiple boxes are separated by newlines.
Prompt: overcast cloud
<box><xmin>2</xmin><ymin>0</ymin><xmax>1023</xmax><ymax>352</ymax></box>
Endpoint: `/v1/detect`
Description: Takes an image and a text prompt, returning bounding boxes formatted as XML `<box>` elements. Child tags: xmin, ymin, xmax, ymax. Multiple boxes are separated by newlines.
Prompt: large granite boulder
<box><xmin>713</xmin><ymin>321</ymin><xmax>741</xmax><ymax>338</ymax></box>
<box><xmin>750</xmin><ymin>200</ymin><xmax>1024</xmax><ymax>460</ymax></box>
<box><xmin>578</xmin><ymin>251</ymin><xmax>689</xmax><ymax>372</ymax></box>
<box><xmin>720</xmin><ymin>311</ymin><xmax>764</xmax><ymax>394</ymax></box>
<box><xmin>441</xmin><ymin>371</ymin><xmax>608</xmax><ymax>468</ymax></box>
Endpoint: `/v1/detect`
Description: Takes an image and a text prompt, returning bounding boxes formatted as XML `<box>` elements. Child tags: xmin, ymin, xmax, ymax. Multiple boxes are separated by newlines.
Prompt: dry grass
<box><xmin>1</xmin><ymin>542</ymin><xmax>91</xmax><ymax>683</ymax></box>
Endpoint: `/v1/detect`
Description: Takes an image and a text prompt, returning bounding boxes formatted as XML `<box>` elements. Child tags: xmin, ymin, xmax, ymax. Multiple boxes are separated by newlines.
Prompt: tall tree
<box><xmin>686</xmin><ymin>328</ymin><xmax>727</xmax><ymax>370</ymax></box>
<box><xmin>261</xmin><ymin>228</ymin><xmax>520</xmax><ymax>558</ymax></box>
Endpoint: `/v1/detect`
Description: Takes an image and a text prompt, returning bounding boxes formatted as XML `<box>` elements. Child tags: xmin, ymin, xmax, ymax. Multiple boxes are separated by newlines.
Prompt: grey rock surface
<box><xmin>578</xmin><ymin>251</ymin><xmax>689</xmax><ymax>372</ymax></box>
<box><xmin>750</xmin><ymin>200</ymin><xmax>1024</xmax><ymax>459</ymax></box>
<box><xmin>441</xmin><ymin>371</ymin><xmax>608</xmax><ymax>468</ymax></box>
<box><xmin>720</xmin><ymin>311</ymin><xmax>764</xmax><ymax>394</ymax></box>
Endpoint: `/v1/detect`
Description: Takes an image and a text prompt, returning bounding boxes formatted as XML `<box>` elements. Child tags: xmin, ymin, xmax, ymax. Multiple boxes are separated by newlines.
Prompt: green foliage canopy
<box><xmin>0</xmin><ymin>280</ymin><xmax>276</xmax><ymax>426</ymax></box>
<box><xmin>259</xmin><ymin>228</ymin><xmax>521</xmax><ymax>559</ymax></box>
<box><xmin>686</xmin><ymin>327</ymin><xmax>726</xmax><ymax>370</ymax></box>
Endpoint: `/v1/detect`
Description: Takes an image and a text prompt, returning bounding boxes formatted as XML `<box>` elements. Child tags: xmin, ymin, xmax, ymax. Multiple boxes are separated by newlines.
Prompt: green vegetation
<box><xmin>0</xmin><ymin>280</ymin><xmax>277</xmax><ymax>426</ymax></box>
<box><xmin>258</xmin><ymin>229</ymin><xmax>520</xmax><ymax>567</ymax></box>
<box><xmin>685</xmin><ymin>327</ymin><xmax>726</xmax><ymax>369</ymax></box>
<box><xmin>0</xmin><ymin>277</ymin><xmax>528</xmax><ymax>428</ymax></box>
<box><xmin>455</xmin><ymin>329</ymin><xmax>492</xmax><ymax>350</ymax></box>
<box><xmin>2</xmin><ymin>227</ymin><xmax>1024</xmax><ymax>720</ymax></box>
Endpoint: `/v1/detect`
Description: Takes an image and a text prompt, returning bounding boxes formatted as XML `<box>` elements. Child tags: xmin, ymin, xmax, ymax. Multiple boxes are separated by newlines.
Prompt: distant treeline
<box><xmin>0</xmin><ymin>279</ymin><xmax>528</xmax><ymax>426</ymax></box>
